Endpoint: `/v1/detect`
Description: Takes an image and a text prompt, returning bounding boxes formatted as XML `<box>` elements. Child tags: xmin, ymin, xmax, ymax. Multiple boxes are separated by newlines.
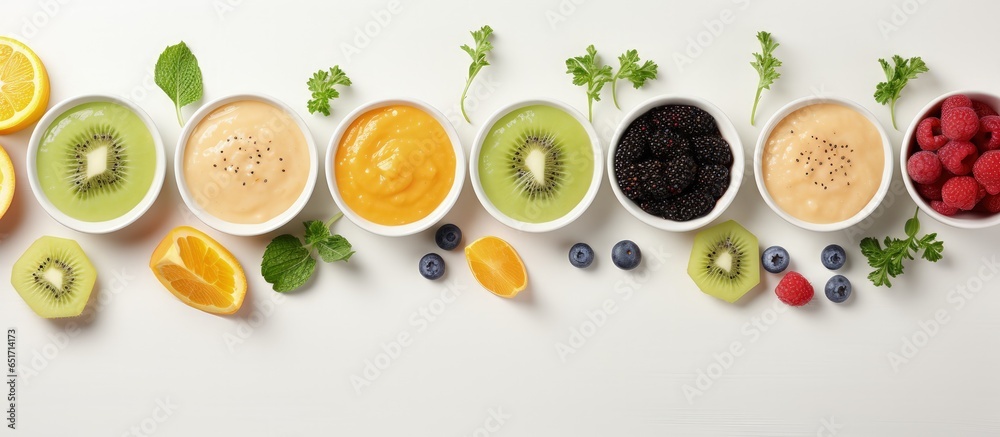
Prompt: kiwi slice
<box><xmin>36</xmin><ymin>101</ymin><xmax>156</xmax><ymax>222</ymax></box>
<box><xmin>11</xmin><ymin>236</ymin><xmax>96</xmax><ymax>318</ymax></box>
<box><xmin>506</xmin><ymin>130</ymin><xmax>566</xmax><ymax>200</ymax></box>
<box><xmin>686</xmin><ymin>220</ymin><xmax>760</xmax><ymax>303</ymax></box>
<box><xmin>479</xmin><ymin>104</ymin><xmax>594</xmax><ymax>223</ymax></box>
<box><xmin>66</xmin><ymin>125</ymin><xmax>128</xmax><ymax>198</ymax></box>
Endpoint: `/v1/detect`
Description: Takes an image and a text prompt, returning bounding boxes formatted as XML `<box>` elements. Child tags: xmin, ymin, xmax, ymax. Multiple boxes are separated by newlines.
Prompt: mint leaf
<box><xmin>315</xmin><ymin>235</ymin><xmax>354</xmax><ymax>263</ymax></box>
<box><xmin>260</xmin><ymin>215</ymin><xmax>354</xmax><ymax>292</ymax></box>
<box><xmin>261</xmin><ymin>234</ymin><xmax>316</xmax><ymax>293</ymax></box>
<box><xmin>154</xmin><ymin>41</ymin><xmax>203</xmax><ymax>126</ymax></box>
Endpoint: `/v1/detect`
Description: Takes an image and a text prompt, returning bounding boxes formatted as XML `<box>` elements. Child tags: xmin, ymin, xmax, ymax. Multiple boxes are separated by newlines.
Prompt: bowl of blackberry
<box><xmin>608</xmin><ymin>95</ymin><xmax>744</xmax><ymax>232</ymax></box>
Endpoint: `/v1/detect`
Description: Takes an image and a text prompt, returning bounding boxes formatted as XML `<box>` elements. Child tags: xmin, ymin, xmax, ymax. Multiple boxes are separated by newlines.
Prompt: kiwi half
<box><xmin>11</xmin><ymin>236</ymin><xmax>96</xmax><ymax>318</ymax></box>
<box><xmin>479</xmin><ymin>104</ymin><xmax>594</xmax><ymax>223</ymax></box>
<box><xmin>687</xmin><ymin>220</ymin><xmax>760</xmax><ymax>303</ymax></box>
<box><xmin>36</xmin><ymin>101</ymin><xmax>155</xmax><ymax>222</ymax></box>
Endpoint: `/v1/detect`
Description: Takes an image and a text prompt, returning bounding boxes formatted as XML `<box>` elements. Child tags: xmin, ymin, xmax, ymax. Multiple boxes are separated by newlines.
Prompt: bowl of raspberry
<box><xmin>607</xmin><ymin>95</ymin><xmax>744</xmax><ymax>232</ymax></box>
<box><xmin>902</xmin><ymin>91</ymin><xmax>1000</xmax><ymax>228</ymax></box>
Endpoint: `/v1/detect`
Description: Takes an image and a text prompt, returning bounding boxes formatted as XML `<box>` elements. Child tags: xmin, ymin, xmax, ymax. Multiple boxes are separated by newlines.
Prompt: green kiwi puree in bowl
<box><xmin>37</xmin><ymin>101</ymin><xmax>156</xmax><ymax>222</ymax></box>
<box><xmin>478</xmin><ymin>104</ymin><xmax>594</xmax><ymax>223</ymax></box>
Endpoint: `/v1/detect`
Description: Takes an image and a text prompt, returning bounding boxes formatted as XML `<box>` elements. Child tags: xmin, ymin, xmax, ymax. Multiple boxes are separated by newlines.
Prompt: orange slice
<box><xmin>149</xmin><ymin>226</ymin><xmax>247</xmax><ymax>314</ymax></box>
<box><xmin>0</xmin><ymin>144</ymin><xmax>13</xmax><ymax>219</ymax></box>
<box><xmin>0</xmin><ymin>37</ymin><xmax>49</xmax><ymax>134</ymax></box>
<box><xmin>465</xmin><ymin>236</ymin><xmax>527</xmax><ymax>298</ymax></box>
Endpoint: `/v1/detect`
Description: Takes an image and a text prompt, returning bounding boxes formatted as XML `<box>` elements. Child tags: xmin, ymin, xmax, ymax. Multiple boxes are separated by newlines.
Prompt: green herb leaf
<box><xmin>261</xmin><ymin>215</ymin><xmax>354</xmax><ymax>292</ymax></box>
<box><xmin>750</xmin><ymin>31</ymin><xmax>781</xmax><ymax>126</ymax></box>
<box><xmin>261</xmin><ymin>234</ymin><xmax>316</xmax><ymax>293</ymax></box>
<box><xmin>154</xmin><ymin>41</ymin><xmax>204</xmax><ymax>126</ymax></box>
<box><xmin>459</xmin><ymin>25</ymin><xmax>494</xmax><ymax>124</ymax></box>
<box><xmin>861</xmin><ymin>208</ymin><xmax>944</xmax><ymax>288</ymax></box>
<box><xmin>610</xmin><ymin>49</ymin><xmax>658</xmax><ymax>110</ymax></box>
<box><xmin>873</xmin><ymin>55</ymin><xmax>928</xmax><ymax>130</ymax></box>
<box><xmin>566</xmin><ymin>44</ymin><xmax>613</xmax><ymax>122</ymax></box>
<box><xmin>306</xmin><ymin>65</ymin><xmax>352</xmax><ymax>116</ymax></box>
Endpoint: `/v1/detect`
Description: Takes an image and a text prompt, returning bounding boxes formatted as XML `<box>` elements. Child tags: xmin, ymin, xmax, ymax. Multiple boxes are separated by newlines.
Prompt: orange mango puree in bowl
<box><xmin>334</xmin><ymin>105</ymin><xmax>456</xmax><ymax>226</ymax></box>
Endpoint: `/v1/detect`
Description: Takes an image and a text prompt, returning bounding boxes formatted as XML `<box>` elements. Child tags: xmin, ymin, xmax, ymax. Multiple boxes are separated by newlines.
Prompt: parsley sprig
<box><xmin>566</xmin><ymin>45</ymin><xmax>613</xmax><ymax>122</ymax></box>
<box><xmin>610</xmin><ymin>49</ymin><xmax>658</xmax><ymax>110</ymax></box>
<box><xmin>459</xmin><ymin>25</ymin><xmax>494</xmax><ymax>124</ymax></box>
<box><xmin>261</xmin><ymin>214</ymin><xmax>354</xmax><ymax>292</ymax></box>
<box><xmin>874</xmin><ymin>55</ymin><xmax>928</xmax><ymax>130</ymax></box>
<box><xmin>306</xmin><ymin>66</ymin><xmax>352</xmax><ymax>116</ymax></box>
<box><xmin>860</xmin><ymin>208</ymin><xmax>944</xmax><ymax>288</ymax></box>
<box><xmin>750</xmin><ymin>31</ymin><xmax>781</xmax><ymax>126</ymax></box>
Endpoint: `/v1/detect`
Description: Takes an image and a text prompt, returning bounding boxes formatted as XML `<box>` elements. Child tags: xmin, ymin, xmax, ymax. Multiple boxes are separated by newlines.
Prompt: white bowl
<box><xmin>607</xmin><ymin>95</ymin><xmax>744</xmax><ymax>232</ymax></box>
<box><xmin>754</xmin><ymin>95</ymin><xmax>894</xmax><ymax>232</ymax></box>
<box><xmin>175</xmin><ymin>94</ymin><xmax>317</xmax><ymax>236</ymax></box>
<box><xmin>27</xmin><ymin>94</ymin><xmax>166</xmax><ymax>234</ymax></box>
<box><xmin>326</xmin><ymin>98</ymin><xmax>465</xmax><ymax>237</ymax></box>
<box><xmin>901</xmin><ymin>90</ymin><xmax>1000</xmax><ymax>229</ymax></box>
<box><xmin>470</xmin><ymin>99</ymin><xmax>602</xmax><ymax>233</ymax></box>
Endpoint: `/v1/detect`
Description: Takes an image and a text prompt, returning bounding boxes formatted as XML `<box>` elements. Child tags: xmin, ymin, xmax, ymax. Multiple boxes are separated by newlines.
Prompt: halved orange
<box><xmin>0</xmin><ymin>37</ymin><xmax>49</xmax><ymax>135</ymax></box>
<box><xmin>465</xmin><ymin>236</ymin><xmax>527</xmax><ymax>298</ymax></box>
<box><xmin>0</xmin><ymin>144</ymin><xmax>13</xmax><ymax>219</ymax></box>
<box><xmin>149</xmin><ymin>226</ymin><xmax>247</xmax><ymax>315</ymax></box>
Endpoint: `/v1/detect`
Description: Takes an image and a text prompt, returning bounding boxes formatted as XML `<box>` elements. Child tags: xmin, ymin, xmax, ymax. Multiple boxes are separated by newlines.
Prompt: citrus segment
<box><xmin>150</xmin><ymin>226</ymin><xmax>246</xmax><ymax>314</ymax></box>
<box><xmin>464</xmin><ymin>236</ymin><xmax>527</xmax><ymax>298</ymax></box>
<box><xmin>0</xmin><ymin>144</ymin><xmax>13</xmax><ymax>218</ymax></box>
<box><xmin>0</xmin><ymin>37</ymin><xmax>49</xmax><ymax>134</ymax></box>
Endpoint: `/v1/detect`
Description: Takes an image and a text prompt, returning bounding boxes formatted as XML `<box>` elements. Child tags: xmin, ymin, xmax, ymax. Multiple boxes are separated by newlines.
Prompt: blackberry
<box><xmin>643</xmin><ymin>157</ymin><xmax>697</xmax><ymax>199</ymax></box>
<box><xmin>661</xmin><ymin>191</ymin><xmax>716</xmax><ymax>221</ymax></box>
<box><xmin>615</xmin><ymin>163</ymin><xmax>645</xmax><ymax>202</ymax></box>
<box><xmin>648</xmin><ymin>105</ymin><xmax>718</xmax><ymax>136</ymax></box>
<box><xmin>691</xmin><ymin>136</ymin><xmax>733</xmax><ymax>166</ymax></box>
<box><xmin>614</xmin><ymin>128</ymin><xmax>647</xmax><ymax>174</ymax></box>
<box><xmin>649</xmin><ymin>129</ymin><xmax>690</xmax><ymax>161</ymax></box>
<box><xmin>689</xmin><ymin>164</ymin><xmax>731</xmax><ymax>199</ymax></box>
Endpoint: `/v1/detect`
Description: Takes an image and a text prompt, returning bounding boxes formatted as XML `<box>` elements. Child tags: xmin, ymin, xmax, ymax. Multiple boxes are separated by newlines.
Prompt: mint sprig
<box><xmin>154</xmin><ymin>41</ymin><xmax>204</xmax><ymax>126</ymax></box>
<box><xmin>261</xmin><ymin>214</ymin><xmax>354</xmax><ymax>292</ymax></box>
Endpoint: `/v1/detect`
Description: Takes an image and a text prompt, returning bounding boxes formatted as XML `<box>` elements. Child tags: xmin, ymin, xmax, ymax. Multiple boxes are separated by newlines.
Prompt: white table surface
<box><xmin>2</xmin><ymin>0</ymin><xmax>999</xmax><ymax>435</ymax></box>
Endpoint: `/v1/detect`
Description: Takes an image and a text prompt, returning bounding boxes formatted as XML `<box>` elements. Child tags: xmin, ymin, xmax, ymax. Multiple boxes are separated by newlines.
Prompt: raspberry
<box><xmin>972</xmin><ymin>100</ymin><xmax>999</xmax><ymax>118</ymax></box>
<box><xmin>941</xmin><ymin>107</ymin><xmax>979</xmax><ymax>141</ymax></box>
<box><xmin>915</xmin><ymin>117</ymin><xmax>947</xmax><ymax>151</ymax></box>
<box><xmin>930</xmin><ymin>200</ymin><xmax>959</xmax><ymax>216</ymax></box>
<box><xmin>775</xmin><ymin>271</ymin><xmax>813</xmax><ymax>306</ymax></box>
<box><xmin>938</xmin><ymin>140</ymin><xmax>978</xmax><ymax>175</ymax></box>
<box><xmin>915</xmin><ymin>178</ymin><xmax>946</xmax><ymax>201</ymax></box>
<box><xmin>976</xmin><ymin>115</ymin><xmax>1000</xmax><ymax>152</ymax></box>
<box><xmin>941</xmin><ymin>94</ymin><xmax>972</xmax><ymax>113</ymax></box>
<box><xmin>976</xmin><ymin>193</ymin><xmax>1000</xmax><ymax>214</ymax></box>
<box><xmin>974</xmin><ymin>150</ymin><xmax>1000</xmax><ymax>195</ymax></box>
<box><xmin>942</xmin><ymin>176</ymin><xmax>980</xmax><ymax>210</ymax></box>
<box><xmin>906</xmin><ymin>151</ymin><xmax>942</xmax><ymax>184</ymax></box>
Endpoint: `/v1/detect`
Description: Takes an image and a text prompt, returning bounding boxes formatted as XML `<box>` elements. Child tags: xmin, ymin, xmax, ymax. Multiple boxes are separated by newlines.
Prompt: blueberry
<box><xmin>569</xmin><ymin>243</ymin><xmax>595</xmax><ymax>268</ymax></box>
<box><xmin>761</xmin><ymin>246</ymin><xmax>790</xmax><ymax>274</ymax></box>
<box><xmin>418</xmin><ymin>253</ymin><xmax>445</xmax><ymax>280</ymax></box>
<box><xmin>611</xmin><ymin>240</ymin><xmax>642</xmax><ymax>270</ymax></box>
<box><xmin>825</xmin><ymin>275</ymin><xmax>852</xmax><ymax>303</ymax></box>
<box><xmin>821</xmin><ymin>244</ymin><xmax>846</xmax><ymax>270</ymax></box>
<box><xmin>435</xmin><ymin>224</ymin><xmax>462</xmax><ymax>251</ymax></box>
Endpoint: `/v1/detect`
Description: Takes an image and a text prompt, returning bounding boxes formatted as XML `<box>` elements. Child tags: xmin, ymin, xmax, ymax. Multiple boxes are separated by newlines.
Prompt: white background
<box><xmin>2</xmin><ymin>0</ymin><xmax>999</xmax><ymax>435</ymax></box>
